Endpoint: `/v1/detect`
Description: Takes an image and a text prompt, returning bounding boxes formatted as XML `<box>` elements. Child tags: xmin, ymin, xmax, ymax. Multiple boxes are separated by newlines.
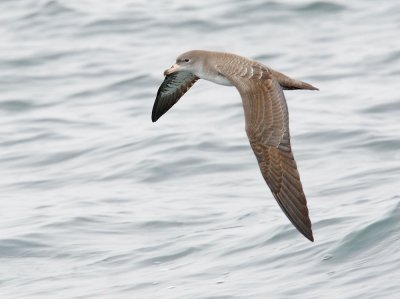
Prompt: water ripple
<box><xmin>0</xmin><ymin>0</ymin><xmax>399</xmax><ymax>298</ymax></box>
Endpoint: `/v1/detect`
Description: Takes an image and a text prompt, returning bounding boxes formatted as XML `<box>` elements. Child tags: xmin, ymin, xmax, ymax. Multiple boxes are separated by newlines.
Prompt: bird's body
<box><xmin>152</xmin><ymin>50</ymin><xmax>318</xmax><ymax>241</ymax></box>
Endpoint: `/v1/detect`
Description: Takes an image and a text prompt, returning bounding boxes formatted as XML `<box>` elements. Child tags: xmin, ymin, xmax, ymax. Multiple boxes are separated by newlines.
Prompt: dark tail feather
<box><xmin>270</xmin><ymin>68</ymin><xmax>319</xmax><ymax>91</ymax></box>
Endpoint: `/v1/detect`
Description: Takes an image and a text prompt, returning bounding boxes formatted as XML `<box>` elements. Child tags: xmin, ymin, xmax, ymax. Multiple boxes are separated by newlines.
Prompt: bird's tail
<box><xmin>270</xmin><ymin>68</ymin><xmax>318</xmax><ymax>91</ymax></box>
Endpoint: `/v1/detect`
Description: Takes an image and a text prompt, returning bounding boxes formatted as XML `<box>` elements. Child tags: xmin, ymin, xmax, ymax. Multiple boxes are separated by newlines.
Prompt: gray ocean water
<box><xmin>1</xmin><ymin>0</ymin><xmax>399</xmax><ymax>298</ymax></box>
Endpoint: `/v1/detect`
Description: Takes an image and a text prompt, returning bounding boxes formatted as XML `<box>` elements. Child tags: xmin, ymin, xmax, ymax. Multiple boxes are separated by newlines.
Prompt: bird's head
<box><xmin>163</xmin><ymin>50</ymin><xmax>204</xmax><ymax>76</ymax></box>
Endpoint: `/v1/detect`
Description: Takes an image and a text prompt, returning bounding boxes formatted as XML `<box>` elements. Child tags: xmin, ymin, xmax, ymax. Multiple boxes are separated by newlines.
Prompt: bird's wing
<box><xmin>217</xmin><ymin>63</ymin><xmax>314</xmax><ymax>241</ymax></box>
<box><xmin>152</xmin><ymin>71</ymin><xmax>199</xmax><ymax>122</ymax></box>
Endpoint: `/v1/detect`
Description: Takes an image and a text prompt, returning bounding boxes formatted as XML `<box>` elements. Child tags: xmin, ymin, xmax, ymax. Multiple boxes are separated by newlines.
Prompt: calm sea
<box><xmin>0</xmin><ymin>0</ymin><xmax>399</xmax><ymax>298</ymax></box>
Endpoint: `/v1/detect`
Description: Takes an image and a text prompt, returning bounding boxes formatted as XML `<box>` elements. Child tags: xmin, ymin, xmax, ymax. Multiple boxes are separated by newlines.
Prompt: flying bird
<box><xmin>152</xmin><ymin>50</ymin><xmax>318</xmax><ymax>241</ymax></box>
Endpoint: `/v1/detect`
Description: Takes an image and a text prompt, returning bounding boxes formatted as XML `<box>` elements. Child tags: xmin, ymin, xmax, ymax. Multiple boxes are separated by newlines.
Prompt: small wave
<box><xmin>0</xmin><ymin>237</ymin><xmax>50</xmax><ymax>258</ymax></box>
<box><xmin>361</xmin><ymin>100</ymin><xmax>400</xmax><ymax>114</ymax></box>
<box><xmin>297</xmin><ymin>1</ymin><xmax>347</xmax><ymax>13</ymax></box>
<box><xmin>323</xmin><ymin>201</ymin><xmax>400</xmax><ymax>263</ymax></box>
<box><xmin>0</xmin><ymin>99</ymin><xmax>37</xmax><ymax>113</ymax></box>
<box><xmin>22</xmin><ymin>0</ymin><xmax>78</xmax><ymax>19</ymax></box>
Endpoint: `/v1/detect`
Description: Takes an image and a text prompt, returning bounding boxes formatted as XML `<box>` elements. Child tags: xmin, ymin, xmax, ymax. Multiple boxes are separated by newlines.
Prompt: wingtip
<box><xmin>307</xmin><ymin>233</ymin><xmax>314</xmax><ymax>242</ymax></box>
<box><xmin>303</xmin><ymin>229</ymin><xmax>314</xmax><ymax>242</ymax></box>
<box><xmin>151</xmin><ymin>108</ymin><xmax>160</xmax><ymax>122</ymax></box>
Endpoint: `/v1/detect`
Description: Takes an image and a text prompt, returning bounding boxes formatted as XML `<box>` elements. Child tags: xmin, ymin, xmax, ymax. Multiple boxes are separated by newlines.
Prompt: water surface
<box><xmin>0</xmin><ymin>0</ymin><xmax>399</xmax><ymax>298</ymax></box>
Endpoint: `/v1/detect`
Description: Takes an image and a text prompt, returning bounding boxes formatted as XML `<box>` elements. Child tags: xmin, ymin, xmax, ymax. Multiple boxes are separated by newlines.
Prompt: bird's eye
<box><xmin>184</xmin><ymin>59</ymin><xmax>190</xmax><ymax>62</ymax></box>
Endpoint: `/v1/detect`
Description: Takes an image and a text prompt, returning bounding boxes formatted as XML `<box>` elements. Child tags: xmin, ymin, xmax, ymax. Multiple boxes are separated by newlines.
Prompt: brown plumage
<box><xmin>152</xmin><ymin>50</ymin><xmax>318</xmax><ymax>241</ymax></box>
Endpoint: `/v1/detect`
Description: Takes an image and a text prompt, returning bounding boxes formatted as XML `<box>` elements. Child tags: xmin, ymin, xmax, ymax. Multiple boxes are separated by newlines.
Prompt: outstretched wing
<box><xmin>152</xmin><ymin>71</ymin><xmax>198</xmax><ymax>122</ymax></box>
<box><xmin>249</xmin><ymin>137</ymin><xmax>314</xmax><ymax>241</ymax></box>
<box><xmin>218</xmin><ymin>62</ymin><xmax>314</xmax><ymax>241</ymax></box>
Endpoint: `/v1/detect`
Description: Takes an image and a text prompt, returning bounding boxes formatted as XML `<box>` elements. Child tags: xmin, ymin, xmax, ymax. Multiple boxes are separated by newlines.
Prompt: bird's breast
<box><xmin>203</xmin><ymin>73</ymin><xmax>233</xmax><ymax>86</ymax></box>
